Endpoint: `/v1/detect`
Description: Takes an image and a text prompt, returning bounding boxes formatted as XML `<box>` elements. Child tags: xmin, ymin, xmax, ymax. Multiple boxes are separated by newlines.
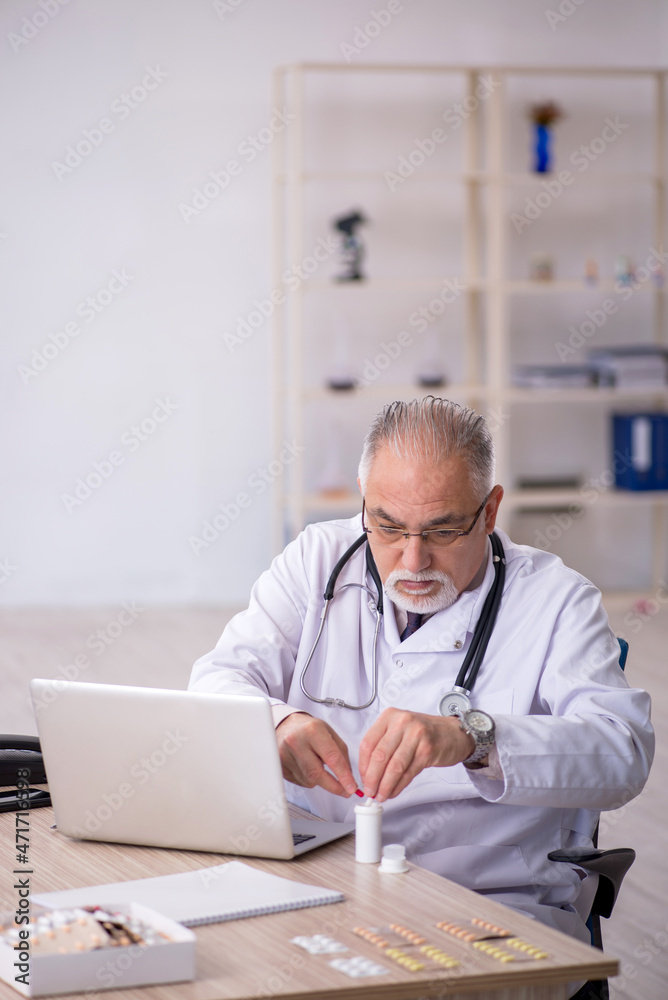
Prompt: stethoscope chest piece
<box><xmin>438</xmin><ymin>688</ymin><xmax>471</xmax><ymax>717</ymax></box>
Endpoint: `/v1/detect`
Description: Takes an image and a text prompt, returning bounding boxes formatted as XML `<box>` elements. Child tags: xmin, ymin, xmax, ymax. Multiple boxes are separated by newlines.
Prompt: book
<box><xmin>512</xmin><ymin>364</ymin><xmax>599</xmax><ymax>389</ymax></box>
<box><xmin>32</xmin><ymin>860</ymin><xmax>344</xmax><ymax>926</ymax></box>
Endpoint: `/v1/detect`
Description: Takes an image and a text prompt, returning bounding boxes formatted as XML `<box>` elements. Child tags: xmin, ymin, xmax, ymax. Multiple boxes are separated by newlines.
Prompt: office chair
<box><xmin>548</xmin><ymin>638</ymin><xmax>635</xmax><ymax>1000</ymax></box>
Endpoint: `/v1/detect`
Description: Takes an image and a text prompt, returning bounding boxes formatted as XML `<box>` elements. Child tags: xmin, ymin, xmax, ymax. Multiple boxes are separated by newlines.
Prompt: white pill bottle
<box><xmin>354</xmin><ymin>799</ymin><xmax>383</xmax><ymax>863</ymax></box>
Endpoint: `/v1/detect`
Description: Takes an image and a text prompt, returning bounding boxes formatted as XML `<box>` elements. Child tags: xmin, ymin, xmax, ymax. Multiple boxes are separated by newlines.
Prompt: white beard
<box><xmin>384</xmin><ymin>568</ymin><xmax>459</xmax><ymax>614</ymax></box>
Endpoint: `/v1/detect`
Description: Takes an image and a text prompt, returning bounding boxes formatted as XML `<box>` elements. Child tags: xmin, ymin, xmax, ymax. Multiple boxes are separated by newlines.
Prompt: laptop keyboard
<box><xmin>292</xmin><ymin>832</ymin><xmax>316</xmax><ymax>846</ymax></box>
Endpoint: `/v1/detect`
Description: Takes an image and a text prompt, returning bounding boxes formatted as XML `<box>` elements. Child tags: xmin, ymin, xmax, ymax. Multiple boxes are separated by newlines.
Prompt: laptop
<box><xmin>30</xmin><ymin>680</ymin><xmax>354</xmax><ymax>860</ymax></box>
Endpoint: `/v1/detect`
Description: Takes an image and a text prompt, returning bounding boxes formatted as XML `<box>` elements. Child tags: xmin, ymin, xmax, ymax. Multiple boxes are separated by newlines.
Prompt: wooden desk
<box><xmin>0</xmin><ymin>804</ymin><xmax>616</xmax><ymax>1000</ymax></box>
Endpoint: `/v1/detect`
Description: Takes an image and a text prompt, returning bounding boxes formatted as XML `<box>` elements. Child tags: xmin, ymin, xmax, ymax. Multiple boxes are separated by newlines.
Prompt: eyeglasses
<box><xmin>362</xmin><ymin>492</ymin><xmax>491</xmax><ymax>549</ymax></box>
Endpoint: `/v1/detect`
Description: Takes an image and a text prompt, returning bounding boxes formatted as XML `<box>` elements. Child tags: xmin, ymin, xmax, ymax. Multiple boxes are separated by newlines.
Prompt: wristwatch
<box><xmin>457</xmin><ymin>709</ymin><xmax>496</xmax><ymax>769</ymax></box>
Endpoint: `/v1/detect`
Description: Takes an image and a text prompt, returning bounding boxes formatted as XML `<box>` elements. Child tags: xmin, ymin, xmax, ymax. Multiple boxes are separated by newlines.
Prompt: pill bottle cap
<box><xmin>354</xmin><ymin>798</ymin><xmax>383</xmax><ymax>815</ymax></box>
<box><xmin>379</xmin><ymin>843</ymin><xmax>409</xmax><ymax>873</ymax></box>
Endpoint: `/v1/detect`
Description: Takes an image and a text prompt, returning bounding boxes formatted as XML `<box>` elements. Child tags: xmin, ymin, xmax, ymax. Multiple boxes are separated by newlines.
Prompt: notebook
<box><xmin>33</xmin><ymin>861</ymin><xmax>343</xmax><ymax>925</ymax></box>
<box><xmin>30</xmin><ymin>680</ymin><xmax>354</xmax><ymax>860</ymax></box>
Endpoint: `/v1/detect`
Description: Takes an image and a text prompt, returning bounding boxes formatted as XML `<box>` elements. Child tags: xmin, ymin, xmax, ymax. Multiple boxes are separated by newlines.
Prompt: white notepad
<box><xmin>32</xmin><ymin>861</ymin><xmax>344</xmax><ymax>926</ymax></box>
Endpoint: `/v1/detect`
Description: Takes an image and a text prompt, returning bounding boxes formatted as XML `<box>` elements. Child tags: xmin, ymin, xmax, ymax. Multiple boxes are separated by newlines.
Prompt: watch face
<box><xmin>466</xmin><ymin>710</ymin><xmax>494</xmax><ymax>734</ymax></box>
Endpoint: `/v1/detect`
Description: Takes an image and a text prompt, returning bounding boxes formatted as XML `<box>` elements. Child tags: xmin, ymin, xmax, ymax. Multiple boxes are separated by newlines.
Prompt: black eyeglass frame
<box><xmin>362</xmin><ymin>491</ymin><xmax>492</xmax><ymax>547</ymax></box>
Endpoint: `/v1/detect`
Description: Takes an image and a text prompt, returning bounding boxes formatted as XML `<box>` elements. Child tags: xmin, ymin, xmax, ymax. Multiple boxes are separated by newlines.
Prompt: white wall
<box><xmin>1</xmin><ymin>0</ymin><xmax>665</xmax><ymax>607</ymax></box>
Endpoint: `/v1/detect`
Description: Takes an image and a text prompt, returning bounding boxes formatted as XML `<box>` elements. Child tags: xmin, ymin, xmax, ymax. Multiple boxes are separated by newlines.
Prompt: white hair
<box><xmin>358</xmin><ymin>397</ymin><xmax>495</xmax><ymax>499</ymax></box>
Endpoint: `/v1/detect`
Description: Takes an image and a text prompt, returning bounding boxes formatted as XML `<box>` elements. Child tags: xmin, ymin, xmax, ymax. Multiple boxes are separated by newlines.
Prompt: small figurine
<box><xmin>615</xmin><ymin>255</ymin><xmax>635</xmax><ymax>286</ymax></box>
<box><xmin>317</xmin><ymin>421</ymin><xmax>351</xmax><ymax>498</ymax></box>
<box><xmin>326</xmin><ymin>311</ymin><xmax>356</xmax><ymax>390</ymax></box>
<box><xmin>333</xmin><ymin>210</ymin><xmax>368</xmax><ymax>282</ymax></box>
<box><xmin>584</xmin><ymin>257</ymin><xmax>599</xmax><ymax>286</ymax></box>
<box><xmin>416</xmin><ymin>329</ymin><xmax>446</xmax><ymax>388</ymax></box>
<box><xmin>528</xmin><ymin>102</ymin><xmax>564</xmax><ymax>174</ymax></box>
<box><xmin>530</xmin><ymin>253</ymin><xmax>554</xmax><ymax>282</ymax></box>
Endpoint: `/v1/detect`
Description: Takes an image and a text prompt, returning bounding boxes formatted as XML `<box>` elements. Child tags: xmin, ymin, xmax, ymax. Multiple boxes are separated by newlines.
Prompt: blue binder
<box><xmin>613</xmin><ymin>413</ymin><xmax>668</xmax><ymax>490</ymax></box>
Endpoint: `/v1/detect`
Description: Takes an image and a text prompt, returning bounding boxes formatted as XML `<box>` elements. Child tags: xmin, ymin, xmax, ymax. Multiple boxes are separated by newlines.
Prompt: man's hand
<box><xmin>359</xmin><ymin>708</ymin><xmax>475</xmax><ymax>803</ymax></box>
<box><xmin>276</xmin><ymin>712</ymin><xmax>358</xmax><ymax>797</ymax></box>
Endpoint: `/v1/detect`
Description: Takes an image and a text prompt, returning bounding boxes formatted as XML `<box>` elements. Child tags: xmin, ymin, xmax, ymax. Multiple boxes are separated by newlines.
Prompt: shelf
<box><xmin>294</xmin><ymin>488</ymin><xmax>668</xmax><ymax>518</ymax></box>
<box><xmin>276</xmin><ymin>171</ymin><xmax>484</xmax><ymax>183</ymax></box>
<box><xmin>506</xmin><ymin>386</ymin><xmax>668</xmax><ymax>403</ymax></box>
<box><xmin>301</xmin><ymin>276</ymin><xmax>483</xmax><ymax>292</ymax></box>
<box><xmin>504</xmin><ymin>279</ymin><xmax>664</xmax><ymax>295</ymax></box>
<box><xmin>502</xmin><ymin>172</ymin><xmax>663</xmax><ymax>186</ymax></box>
<box><xmin>275</xmin><ymin>62</ymin><xmax>668</xmax><ymax>588</ymax></box>
<box><xmin>282</xmin><ymin>62</ymin><xmax>666</xmax><ymax>77</ymax></box>
<box><xmin>302</xmin><ymin>383</ymin><xmax>479</xmax><ymax>402</ymax></box>
<box><xmin>276</xmin><ymin>170</ymin><xmax>664</xmax><ymax>186</ymax></box>
<box><xmin>300</xmin><ymin>278</ymin><xmax>663</xmax><ymax>295</ymax></box>
<box><xmin>507</xmin><ymin>488</ymin><xmax>668</xmax><ymax>509</ymax></box>
<box><xmin>302</xmin><ymin>493</ymin><xmax>361</xmax><ymax>514</ymax></box>
<box><xmin>299</xmin><ymin>385</ymin><xmax>668</xmax><ymax>404</ymax></box>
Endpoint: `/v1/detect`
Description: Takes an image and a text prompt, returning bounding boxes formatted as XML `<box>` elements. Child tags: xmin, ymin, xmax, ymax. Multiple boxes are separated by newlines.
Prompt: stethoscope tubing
<box><xmin>452</xmin><ymin>532</ymin><xmax>506</xmax><ymax>694</ymax></box>
<box><xmin>299</xmin><ymin>532</ymin><xmax>505</xmax><ymax>713</ymax></box>
<box><xmin>299</xmin><ymin>535</ymin><xmax>382</xmax><ymax>710</ymax></box>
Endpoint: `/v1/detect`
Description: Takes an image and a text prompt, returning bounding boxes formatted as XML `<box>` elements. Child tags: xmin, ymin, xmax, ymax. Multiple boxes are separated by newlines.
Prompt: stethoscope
<box><xmin>299</xmin><ymin>531</ymin><xmax>506</xmax><ymax>714</ymax></box>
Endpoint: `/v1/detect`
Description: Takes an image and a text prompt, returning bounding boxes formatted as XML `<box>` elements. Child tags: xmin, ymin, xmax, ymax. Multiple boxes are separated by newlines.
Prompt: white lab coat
<box><xmin>189</xmin><ymin>518</ymin><xmax>654</xmax><ymax>941</ymax></box>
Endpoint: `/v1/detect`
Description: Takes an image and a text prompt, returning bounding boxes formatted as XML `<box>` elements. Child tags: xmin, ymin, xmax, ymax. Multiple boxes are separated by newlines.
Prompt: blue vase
<box><xmin>533</xmin><ymin>123</ymin><xmax>552</xmax><ymax>173</ymax></box>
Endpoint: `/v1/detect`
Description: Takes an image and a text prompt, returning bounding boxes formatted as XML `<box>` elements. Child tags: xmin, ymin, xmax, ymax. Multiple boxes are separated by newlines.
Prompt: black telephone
<box><xmin>0</xmin><ymin>735</ymin><xmax>51</xmax><ymax>812</ymax></box>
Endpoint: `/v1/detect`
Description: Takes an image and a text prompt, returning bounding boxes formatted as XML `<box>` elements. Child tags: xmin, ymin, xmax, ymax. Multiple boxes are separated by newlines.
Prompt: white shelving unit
<box><xmin>272</xmin><ymin>63</ymin><xmax>668</xmax><ymax>592</ymax></box>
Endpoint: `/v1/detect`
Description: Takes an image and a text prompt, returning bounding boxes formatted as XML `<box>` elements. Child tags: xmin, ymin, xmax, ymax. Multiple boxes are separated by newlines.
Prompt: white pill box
<box><xmin>0</xmin><ymin>903</ymin><xmax>195</xmax><ymax>997</ymax></box>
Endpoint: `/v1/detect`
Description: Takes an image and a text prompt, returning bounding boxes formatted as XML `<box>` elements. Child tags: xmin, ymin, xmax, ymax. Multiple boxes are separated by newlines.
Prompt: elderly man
<box><xmin>190</xmin><ymin>398</ymin><xmax>653</xmax><ymax>946</ymax></box>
